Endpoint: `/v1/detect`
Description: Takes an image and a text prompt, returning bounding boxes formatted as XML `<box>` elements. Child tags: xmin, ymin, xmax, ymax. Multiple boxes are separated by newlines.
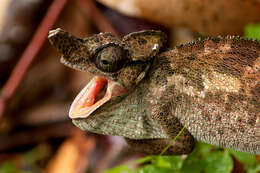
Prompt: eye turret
<box><xmin>94</xmin><ymin>45</ymin><xmax>127</xmax><ymax>72</ymax></box>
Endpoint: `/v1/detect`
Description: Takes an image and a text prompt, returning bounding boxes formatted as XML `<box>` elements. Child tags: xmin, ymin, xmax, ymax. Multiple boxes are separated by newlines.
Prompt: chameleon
<box><xmin>48</xmin><ymin>28</ymin><xmax>260</xmax><ymax>155</ymax></box>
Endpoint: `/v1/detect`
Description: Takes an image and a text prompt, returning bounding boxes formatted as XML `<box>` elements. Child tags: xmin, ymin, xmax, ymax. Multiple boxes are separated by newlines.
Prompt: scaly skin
<box><xmin>48</xmin><ymin>29</ymin><xmax>260</xmax><ymax>155</ymax></box>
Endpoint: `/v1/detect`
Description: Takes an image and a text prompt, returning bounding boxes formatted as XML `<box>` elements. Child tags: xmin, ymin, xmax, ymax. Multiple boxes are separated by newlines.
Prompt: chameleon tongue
<box><xmin>69</xmin><ymin>76</ymin><xmax>126</xmax><ymax>119</ymax></box>
<box><xmin>82</xmin><ymin>77</ymin><xmax>107</xmax><ymax>107</ymax></box>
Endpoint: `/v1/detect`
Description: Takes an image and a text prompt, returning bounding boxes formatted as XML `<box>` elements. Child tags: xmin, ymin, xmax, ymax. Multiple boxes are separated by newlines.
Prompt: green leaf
<box><xmin>181</xmin><ymin>142</ymin><xmax>213</xmax><ymax>173</ymax></box>
<box><xmin>246</xmin><ymin>164</ymin><xmax>260</xmax><ymax>173</ymax></box>
<box><xmin>182</xmin><ymin>143</ymin><xmax>233</xmax><ymax>173</ymax></box>
<box><xmin>181</xmin><ymin>151</ymin><xmax>203</xmax><ymax>173</ymax></box>
<box><xmin>228</xmin><ymin>149</ymin><xmax>257</xmax><ymax>165</ymax></box>
<box><xmin>104</xmin><ymin>165</ymin><xmax>135</xmax><ymax>173</ymax></box>
<box><xmin>153</xmin><ymin>157</ymin><xmax>172</xmax><ymax>169</ymax></box>
<box><xmin>153</xmin><ymin>156</ymin><xmax>182</xmax><ymax>170</ymax></box>
<box><xmin>201</xmin><ymin>150</ymin><xmax>233</xmax><ymax>173</ymax></box>
<box><xmin>228</xmin><ymin>149</ymin><xmax>260</xmax><ymax>173</ymax></box>
<box><xmin>138</xmin><ymin>165</ymin><xmax>177</xmax><ymax>173</ymax></box>
<box><xmin>245</xmin><ymin>23</ymin><xmax>260</xmax><ymax>41</ymax></box>
<box><xmin>136</xmin><ymin>156</ymin><xmax>154</xmax><ymax>164</ymax></box>
<box><xmin>195</xmin><ymin>142</ymin><xmax>213</xmax><ymax>156</ymax></box>
<box><xmin>107</xmin><ymin>155</ymin><xmax>182</xmax><ymax>173</ymax></box>
<box><xmin>0</xmin><ymin>162</ymin><xmax>18</xmax><ymax>173</ymax></box>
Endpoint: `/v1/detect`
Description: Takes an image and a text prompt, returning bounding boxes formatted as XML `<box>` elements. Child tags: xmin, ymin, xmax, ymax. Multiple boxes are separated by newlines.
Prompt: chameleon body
<box><xmin>48</xmin><ymin>29</ymin><xmax>260</xmax><ymax>155</ymax></box>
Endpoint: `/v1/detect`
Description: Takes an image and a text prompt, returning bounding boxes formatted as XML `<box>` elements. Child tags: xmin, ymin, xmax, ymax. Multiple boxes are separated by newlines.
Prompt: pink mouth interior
<box><xmin>69</xmin><ymin>76</ymin><xmax>126</xmax><ymax>118</ymax></box>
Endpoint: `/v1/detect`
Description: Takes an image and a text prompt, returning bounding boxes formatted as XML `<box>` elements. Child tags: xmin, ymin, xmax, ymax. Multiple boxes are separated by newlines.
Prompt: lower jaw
<box><xmin>69</xmin><ymin>76</ymin><xmax>126</xmax><ymax>119</ymax></box>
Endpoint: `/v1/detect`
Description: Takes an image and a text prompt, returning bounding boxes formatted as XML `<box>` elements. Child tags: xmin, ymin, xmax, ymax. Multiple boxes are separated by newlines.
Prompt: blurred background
<box><xmin>0</xmin><ymin>0</ymin><xmax>259</xmax><ymax>172</ymax></box>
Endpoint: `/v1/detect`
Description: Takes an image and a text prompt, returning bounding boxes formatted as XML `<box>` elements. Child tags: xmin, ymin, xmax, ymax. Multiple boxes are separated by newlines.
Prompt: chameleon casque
<box><xmin>48</xmin><ymin>28</ymin><xmax>260</xmax><ymax>155</ymax></box>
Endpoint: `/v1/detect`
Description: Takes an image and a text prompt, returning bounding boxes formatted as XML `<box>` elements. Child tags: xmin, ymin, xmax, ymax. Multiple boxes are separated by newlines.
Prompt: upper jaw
<box><xmin>69</xmin><ymin>76</ymin><xmax>126</xmax><ymax>119</ymax></box>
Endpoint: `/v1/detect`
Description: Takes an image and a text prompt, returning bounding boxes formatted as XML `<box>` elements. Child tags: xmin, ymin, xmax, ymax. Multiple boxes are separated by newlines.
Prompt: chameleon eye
<box><xmin>94</xmin><ymin>45</ymin><xmax>127</xmax><ymax>72</ymax></box>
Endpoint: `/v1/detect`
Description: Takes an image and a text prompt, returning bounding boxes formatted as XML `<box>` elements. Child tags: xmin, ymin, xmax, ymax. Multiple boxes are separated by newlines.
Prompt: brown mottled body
<box><xmin>140</xmin><ymin>37</ymin><xmax>260</xmax><ymax>153</ymax></box>
<box><xmin>48</xmin><ymin>29</ymin><xmax>260</xmax><ymax>155</ymax></box>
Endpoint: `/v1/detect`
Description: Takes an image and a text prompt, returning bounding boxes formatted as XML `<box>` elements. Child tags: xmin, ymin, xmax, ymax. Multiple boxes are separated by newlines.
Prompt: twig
<box><xmin>0</xmin><ymin>0</ymin><xmax>67</xmax><ymax>118</ymax></box>
<box><xmin>76</xmin><ymin>0</ymin><xmax>119</xmax><ymax>37</ymax></box>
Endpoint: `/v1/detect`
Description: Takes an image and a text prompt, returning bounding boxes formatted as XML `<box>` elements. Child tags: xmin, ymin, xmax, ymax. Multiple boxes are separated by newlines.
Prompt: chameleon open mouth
<box><xmin>69</xmin><ymin>76</ymin><xmax>126</xmax><ymax>119</ymax></box>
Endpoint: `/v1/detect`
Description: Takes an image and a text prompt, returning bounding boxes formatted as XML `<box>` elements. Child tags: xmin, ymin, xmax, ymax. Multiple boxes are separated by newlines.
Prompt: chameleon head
<box><xmin>48</xmin><ymin>28</ymin><xmax>166</xmax><ymax>119</ymax></box>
